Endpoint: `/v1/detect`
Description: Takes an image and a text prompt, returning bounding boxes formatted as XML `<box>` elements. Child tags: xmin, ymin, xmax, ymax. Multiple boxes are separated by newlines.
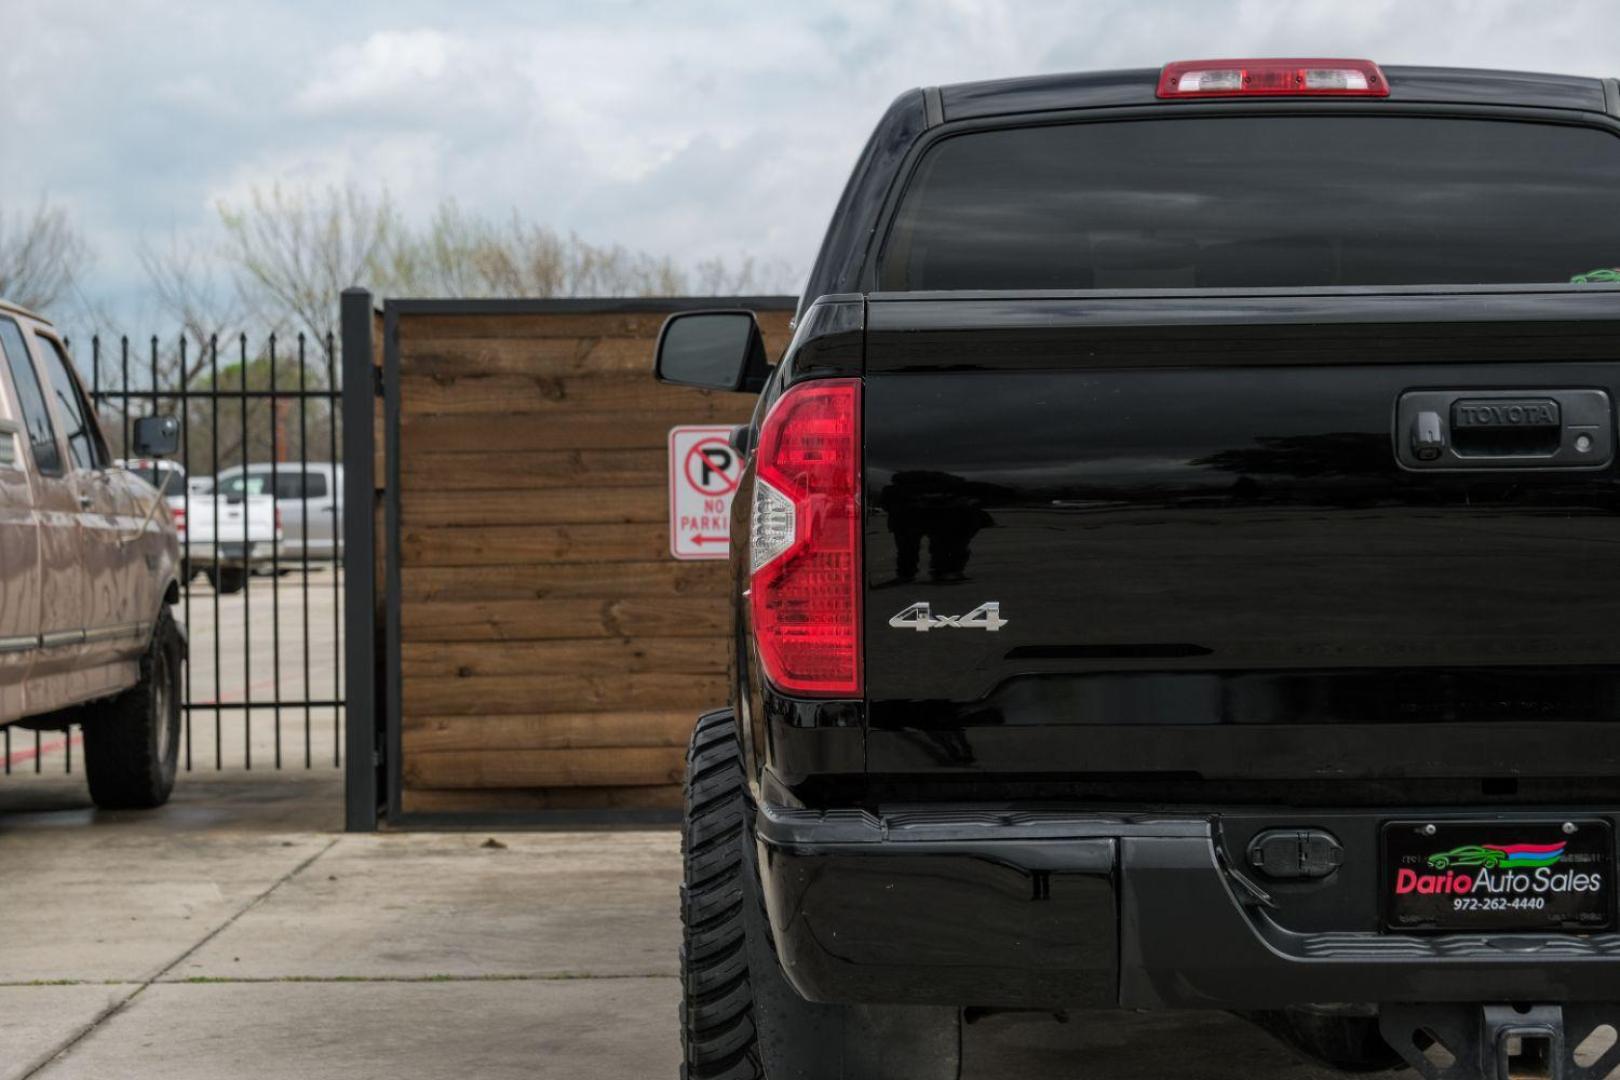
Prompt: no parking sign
<box><xmin>668</xmin><ymin>426</ymin><xmax>743</xmax><ymax>560</ymax></box>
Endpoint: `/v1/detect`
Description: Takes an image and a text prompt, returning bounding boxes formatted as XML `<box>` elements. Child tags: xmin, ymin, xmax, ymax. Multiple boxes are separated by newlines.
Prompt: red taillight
<box><xmin>275</xmin><ymin>507</ymin><xmax>283</xmax><ymax>532</ymax></box>
<box><xmin>170</xmin><ymin>505</ymin><xmax>186</xmax><ymax>537</ymax></box>
<box><xmin>749</xmin><ymin>378</ymin><xmax>862</xmax><ymax>697</ymax></box>
<box><xmin>1158</xmin><ymin>58</ymin><xmax>1388</xmax><ymax>99</ymax></box>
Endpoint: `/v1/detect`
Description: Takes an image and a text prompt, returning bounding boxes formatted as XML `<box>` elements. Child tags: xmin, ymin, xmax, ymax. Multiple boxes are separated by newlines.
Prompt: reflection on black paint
<box><xmin>1193</xmin><ymin>432</ymin><xmax>1390</xmax><ymax>479</ymax></box>
<box><xmin>861</xmin><ymin>360</ymin><xmax>1620</xmax><ymax>725</ymax></box>
<box><xmin>877</xmin><ymin>471</ymin><xmax>996</xmax><ymax>585</ymax></box>
<box><xmin>886</xmin><ymin>701</ymin><xmax>985</xmax><ymax>767</ymax></box>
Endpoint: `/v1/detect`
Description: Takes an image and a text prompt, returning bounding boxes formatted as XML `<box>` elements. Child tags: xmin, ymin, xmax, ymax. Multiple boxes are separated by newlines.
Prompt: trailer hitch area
<box><xmin>1381</xmin><ymin>1003</ymin><xmax>1620</xmax><ymax>1080</ymax></box>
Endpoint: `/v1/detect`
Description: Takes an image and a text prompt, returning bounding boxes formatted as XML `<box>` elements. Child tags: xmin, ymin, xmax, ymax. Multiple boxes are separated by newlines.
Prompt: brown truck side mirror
<box><xmin>132</xmin><ymin>415</ymin><xmax>180</xmax><ymax>458</ymax></box>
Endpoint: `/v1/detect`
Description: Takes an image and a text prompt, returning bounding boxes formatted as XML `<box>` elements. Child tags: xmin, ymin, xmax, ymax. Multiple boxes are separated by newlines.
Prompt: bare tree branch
<box><xmin>0</xmin><ymin>199</ymin><xmax>91</xmax><ymax>314</ymax></box>
<box><xmin>213</xmin><ymin>185</ymin><xmax>801</xmax><ymax>338</ymax></box>
<box><xmin>217</xmin><ymin>184</ymin><xmax>397</xmax><ymax>344</ymax></box>
<box><xmin>138</xmin><ymin>232</ymin><xmax>273</xmax><ymax>388</ymax></box>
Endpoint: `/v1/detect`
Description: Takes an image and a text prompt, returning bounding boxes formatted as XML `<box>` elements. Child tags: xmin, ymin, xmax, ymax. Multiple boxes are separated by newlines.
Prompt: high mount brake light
<box><xmin>749</xmin><ymin>378</ymin><xmax>862</xmax><ymax>697</ymax></box>
<box><xmin>1158</xmin><ymin>58</ymin><xmax>1388</xmax><ymax>99</ymax></box>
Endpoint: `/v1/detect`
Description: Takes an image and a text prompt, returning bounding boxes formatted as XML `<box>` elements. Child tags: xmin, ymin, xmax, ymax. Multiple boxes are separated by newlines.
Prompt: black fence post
<box><xmin>341</xmin><ymin>288</ymin><xmax>381</xmax><ymax>831</ymax></box>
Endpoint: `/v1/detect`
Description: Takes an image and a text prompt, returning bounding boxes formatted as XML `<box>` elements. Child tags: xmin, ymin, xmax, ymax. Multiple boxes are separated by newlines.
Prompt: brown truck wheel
<box><xmin>82</xmin><ymin>609</ymin><xmax>183</xmax><ymax>810</ymax></box>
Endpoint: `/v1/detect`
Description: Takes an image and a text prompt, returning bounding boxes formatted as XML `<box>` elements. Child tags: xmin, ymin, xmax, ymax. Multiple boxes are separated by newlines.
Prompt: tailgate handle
<box><xmin>1395</xmin><ymin>388</ymin><xmax>1612</xmax><ymax>471</ymax></box>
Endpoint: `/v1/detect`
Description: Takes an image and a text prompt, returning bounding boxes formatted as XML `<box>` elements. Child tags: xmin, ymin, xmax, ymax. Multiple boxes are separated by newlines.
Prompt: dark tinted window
<box><xmin>0</xmin><ymin>318</ymin><xmax>62</xmax><ymax>475</ymax></box>
<box><xmin>879</xmin><ymin>117</ymin><xmax>1620</xmax><ymax>290</ymax></box>
<box><xmin>219</xmin><ymin>471</ymin><xmax>327</xmax><ymax>498</ymax></box>
<box><xmin>274</xmin><ymin>471</ymin><xmax>327</xmax><ymax>499</ymax></box>
<box><xmin>34</xmin><ymin>334</ymin><xmax>104</xmax><ymax>470</ymax></box>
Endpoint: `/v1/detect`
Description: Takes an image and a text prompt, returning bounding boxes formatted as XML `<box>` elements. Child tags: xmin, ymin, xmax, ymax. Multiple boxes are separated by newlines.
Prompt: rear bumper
<box><xmin>755</xmin><ymin>805</ymin><xmax>1620</xmax><ymax>1010</ymax></box>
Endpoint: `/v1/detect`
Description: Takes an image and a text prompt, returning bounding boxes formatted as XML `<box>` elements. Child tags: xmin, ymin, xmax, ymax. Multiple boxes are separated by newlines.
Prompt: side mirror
<box><xmin>654</xmin><ymin>311</ymin><xmax>771</xmax><ymax>393</ymax></box>
<box><xmin>132</xmin><ymin>415</ymin><xmax>180</xmax><ymax>458</ymax></box>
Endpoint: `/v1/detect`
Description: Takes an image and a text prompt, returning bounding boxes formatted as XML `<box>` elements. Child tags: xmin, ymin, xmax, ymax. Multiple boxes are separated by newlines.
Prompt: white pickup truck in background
<box><xmin>120</xmin><ymin>459</ymin><xmax>280</xmax><ymax>594</ymax></box>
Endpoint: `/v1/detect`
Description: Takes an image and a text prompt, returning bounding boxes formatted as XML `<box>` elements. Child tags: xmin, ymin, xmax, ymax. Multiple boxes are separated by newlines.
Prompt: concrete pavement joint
<box><xmin>17</xmin><ymin>835</ymin><xmax>340</xmax><ymax>1079</ymax></box>
<box><xmin>1</xmin><ymin>973</ymin><xmax>676</xmax><ymax>988</ymax></box>
<box><xmin>163</xmin><ymin>972</ymin><xmax>677</xmax><ymax>984</ymax></box>
<box><xmin>0</xmin><ymin>981</ymin><xmax>134</xmax><ymax>988</ymax></box>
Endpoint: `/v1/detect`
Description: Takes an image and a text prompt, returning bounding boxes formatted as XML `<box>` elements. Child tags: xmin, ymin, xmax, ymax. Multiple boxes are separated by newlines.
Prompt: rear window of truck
<box><xmin>877</xmin><ymin>116</ymin><xmax>1620</xmax><ymax>291</ymax></box>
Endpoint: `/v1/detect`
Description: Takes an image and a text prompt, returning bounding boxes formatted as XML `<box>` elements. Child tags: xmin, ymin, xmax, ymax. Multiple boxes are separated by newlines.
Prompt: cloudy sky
<box><xmin>4</xmin><ymin>0</ymin><xmax>1619</xmax><ymax>324</ymax></box>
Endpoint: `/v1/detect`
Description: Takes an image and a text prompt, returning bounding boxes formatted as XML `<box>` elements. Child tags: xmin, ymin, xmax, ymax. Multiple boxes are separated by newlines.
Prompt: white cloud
<box><xmin>1</xmin><ymin>0</ymin><xmax>1618</xmax><ymax>325</ymax></box>
<box><xmin>296</xmin><ymin>29</ymin><xmax>457</xmax><ymax>112</ymax></box>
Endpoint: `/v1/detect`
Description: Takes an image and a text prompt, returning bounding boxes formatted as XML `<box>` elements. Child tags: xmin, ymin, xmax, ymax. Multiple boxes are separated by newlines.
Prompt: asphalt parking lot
<box><xmin>0</xmin><ymin>772</ymin><xmax>1353</xmax><ymax>1079</ymax></box>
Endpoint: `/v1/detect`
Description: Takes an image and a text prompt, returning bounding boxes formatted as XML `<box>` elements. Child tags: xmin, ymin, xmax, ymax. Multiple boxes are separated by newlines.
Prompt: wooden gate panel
<box><xmin>391</xmin><ymin>298</ymin><xmax>795</xmax><ymax>818</ymax></box>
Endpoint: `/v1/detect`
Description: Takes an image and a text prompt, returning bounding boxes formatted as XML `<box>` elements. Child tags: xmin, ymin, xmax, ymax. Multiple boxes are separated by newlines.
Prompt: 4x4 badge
<box><xmin>888</xmin><ymin>601</ymin><xmax>1007</xmax><ymax>632</ymax></box>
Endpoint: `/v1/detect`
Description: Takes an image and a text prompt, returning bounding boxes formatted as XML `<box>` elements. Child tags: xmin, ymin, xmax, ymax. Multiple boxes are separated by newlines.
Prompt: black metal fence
<box><xmin>1</xmin><ymin>332</ymin><xmax>345</xmax><ymax>776</ymax></box>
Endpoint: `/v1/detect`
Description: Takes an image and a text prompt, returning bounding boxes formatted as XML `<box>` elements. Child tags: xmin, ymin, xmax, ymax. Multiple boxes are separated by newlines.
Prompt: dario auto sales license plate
<box><xmin>1382</xmin><ymin>819</ymin><xmax>1614</xmax><ymax>932</ymax></box>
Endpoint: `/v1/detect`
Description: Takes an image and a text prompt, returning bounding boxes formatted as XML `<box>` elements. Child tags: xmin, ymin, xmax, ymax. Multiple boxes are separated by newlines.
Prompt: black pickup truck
<box><xmin>656</xmin><ymin>59</ymin><xmax>1620</xmax><ymax>1079</ymax></box>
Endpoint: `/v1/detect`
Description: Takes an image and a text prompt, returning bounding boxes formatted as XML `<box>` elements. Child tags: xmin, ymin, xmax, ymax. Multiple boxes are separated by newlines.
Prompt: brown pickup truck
<box><xmin>0</xmin><ymin>298</ymin><xmax>186</xmax><ymax>808</ymax></box>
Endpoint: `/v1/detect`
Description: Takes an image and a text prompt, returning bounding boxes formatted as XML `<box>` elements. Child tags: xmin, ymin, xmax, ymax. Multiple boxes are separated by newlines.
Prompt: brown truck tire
<box><xmin>83</xmin><ymin>609</ymin><xmax>183</xmax><ymax>810</ymax></box>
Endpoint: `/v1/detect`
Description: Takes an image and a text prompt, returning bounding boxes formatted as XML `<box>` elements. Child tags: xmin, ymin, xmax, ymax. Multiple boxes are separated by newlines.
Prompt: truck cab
<box><xmin>1</xmin><ymin>298</ymin><xmax>186</xmax><ymax>808</ymax></box>
<box><xmin>659</xmin><ymin>61</ymin><xmax>1620</xmax><ymax>1080</ymax></box>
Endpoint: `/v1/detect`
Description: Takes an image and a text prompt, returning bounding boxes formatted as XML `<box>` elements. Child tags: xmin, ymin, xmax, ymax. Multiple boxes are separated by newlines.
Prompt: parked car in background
<box><xmin>0</xmin><ymin>298</ymin><xmax>186</xmax><ymax>808</ymax></box>
<box><xmin>120</xmin><ymin>459</ymin><xmax>280</xmax><ymax>594</ymax></box>
<box><xmin>213</xmin><ymin>463</ymin><xmax>342</xmax><ymax>561</ymax></box>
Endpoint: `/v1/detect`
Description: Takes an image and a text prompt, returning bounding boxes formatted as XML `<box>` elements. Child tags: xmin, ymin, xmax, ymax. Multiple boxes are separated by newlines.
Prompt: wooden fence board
<box><xmin>400</xmin><ymin>486</ymin><xmax>668</xmax><ymax>527</ymax></box>
<box><xmin>401</xmin><ymin>785</ymin><xmax>683</xmax><ymax>814</ymax></box>
<box><xmin>400</xmin><ymin>638</ymin><xmax>727</xmax><ymax>677</ymax></box>
<box><xmin>399</xmin><ymin>373</ymin><xmax>735</xmax><ymax>416</ymax></box>
<box><xmin>400</xmin><ymin>449</ymin><xmax>668</xmax><ymax>491</ymax></box>
<box><xmin>402</xmin><ymin>596</ymin><xmax>729</xmax><ymax>641</ymax></box>
<box><xmin>402</xmin><ymin>522</ymin><xmax>671</xmax><ymax>566</ymax></box>
<box><xmin>404</xmin><ymin>746</ymin><xmax>688</xmax><ymax>789</ymax></box>
<box><xmin>403</xmin><ymin>711</ymin><xmax>696</xmax><ymax>749</ymax></box>
<box><xmin>403</xmin><ymin>673</ymin><xmax>727</xmax><ymax>715</ymax></box>
<box><xmin>400</xmin><ymin>408</ymin><xmax>742</xmax><ymax>453</ymax></box>
<box><xmin>399</xmin><ymin>561</ymin><xmax>722</xmax><ymax>602</ymax></box>
<box><xmin>401</xmin><ymin>336</ymin><xmax>650</xmax><ymax>377</ymax></box>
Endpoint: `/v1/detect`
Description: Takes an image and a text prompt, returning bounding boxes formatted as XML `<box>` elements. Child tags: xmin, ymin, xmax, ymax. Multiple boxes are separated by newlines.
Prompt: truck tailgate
<box><xmin>862</xmin><ymin>288</ymin><xmax>1620</xmax><ymax>785</ymax></box>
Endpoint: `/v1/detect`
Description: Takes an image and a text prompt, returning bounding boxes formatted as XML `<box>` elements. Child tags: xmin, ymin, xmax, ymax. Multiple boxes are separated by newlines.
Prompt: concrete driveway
<box><xmin>0</xmin><ymin>775</ymin><xmax>1350</xmax><ymax>1079</ymax></box>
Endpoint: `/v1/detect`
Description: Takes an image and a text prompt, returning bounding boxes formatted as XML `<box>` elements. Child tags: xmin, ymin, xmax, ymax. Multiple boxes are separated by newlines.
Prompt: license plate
<box><xmin>1382</xmin><ymin>819</ymin><xmax>1614</xmax><ymax>932</ymax></box>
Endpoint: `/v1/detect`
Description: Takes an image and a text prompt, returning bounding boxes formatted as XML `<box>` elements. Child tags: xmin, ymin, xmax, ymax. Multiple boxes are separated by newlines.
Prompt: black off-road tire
<box><xmin>679</xmin><ymin>710</ymin><xmax>961</xmax><ymax>1080</ymax></box>
<box><xmin>82</xmin><ymin>610</ymin><xmax>183</xmax><ymax>810</ymax></box>
<box><xmin>207</xmin><ymin>566</ymin><xmax>247</xmax><ymax>594</ymax></box>
<box><xmin>681</xmin><ymin>711</ymin><xmax>764</xmax><ymax>1079</ymax></box>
